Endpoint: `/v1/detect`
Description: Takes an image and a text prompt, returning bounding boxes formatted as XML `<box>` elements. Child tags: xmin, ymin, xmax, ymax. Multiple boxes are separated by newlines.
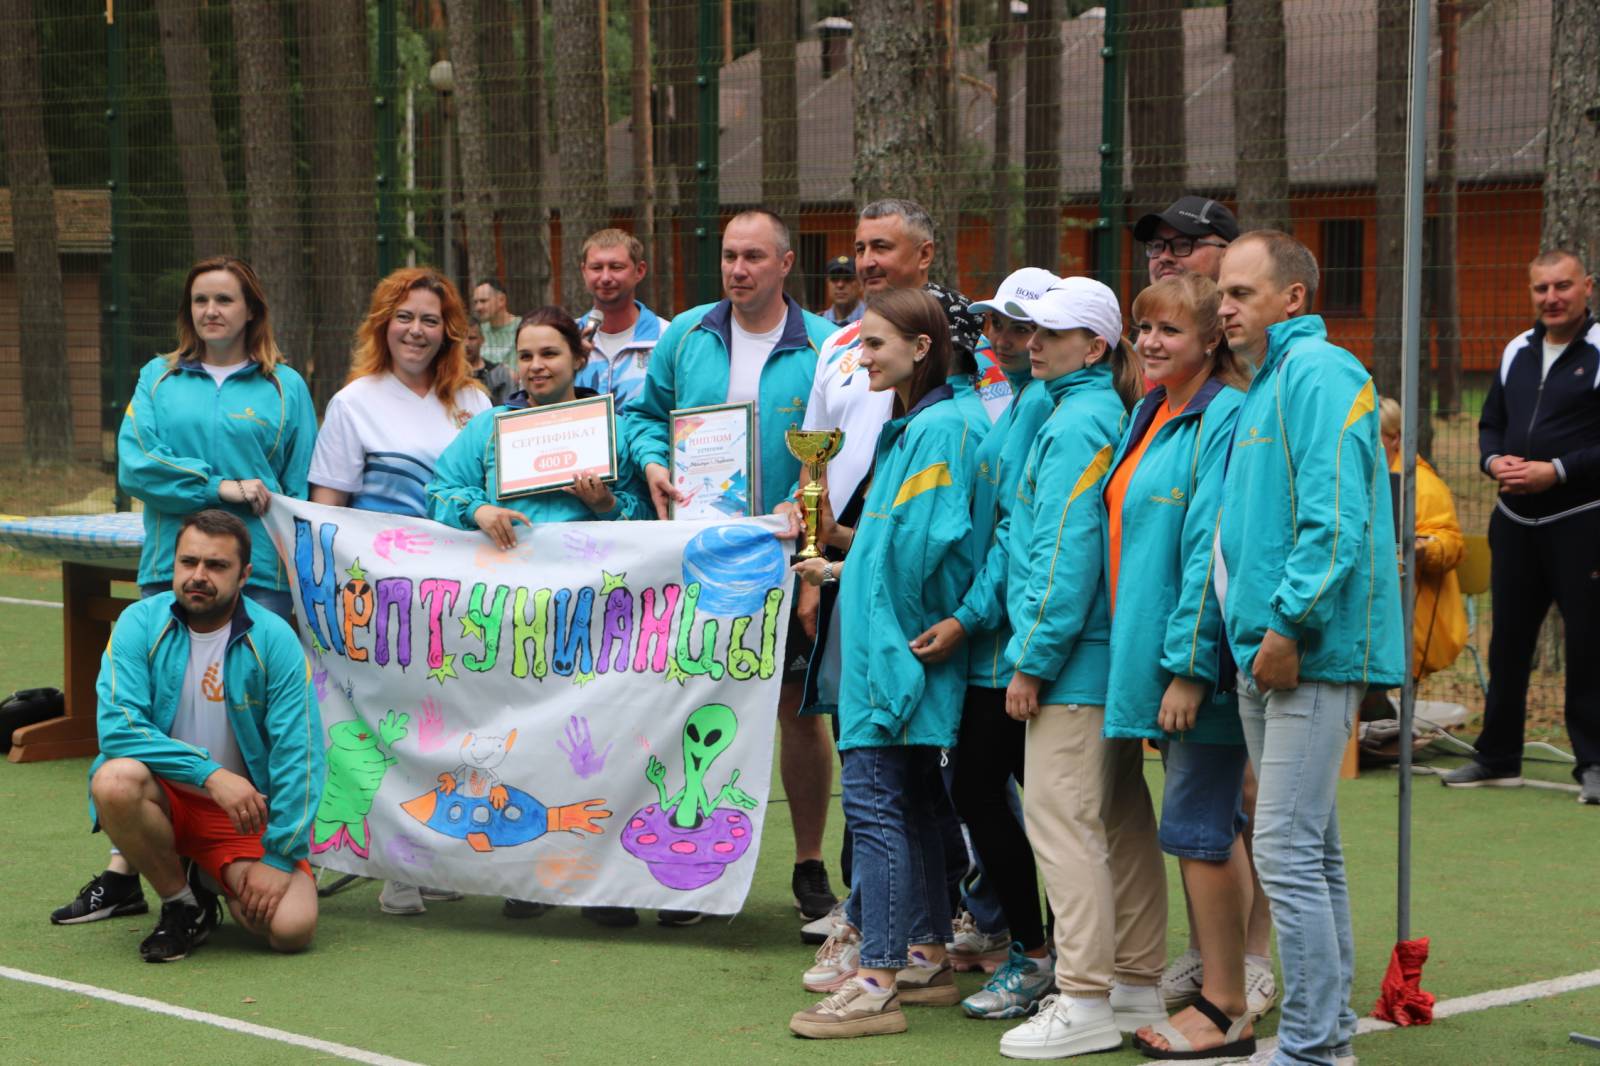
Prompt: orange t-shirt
<box><xmin>1105</xmin><ymin>398</ymin><xmax>1180</xmax><ymax>615</ymax></box>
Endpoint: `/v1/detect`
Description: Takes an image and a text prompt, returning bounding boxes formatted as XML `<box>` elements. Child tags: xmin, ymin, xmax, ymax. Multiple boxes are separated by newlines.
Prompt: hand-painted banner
<box><xmin>263</xmin><ymin>496</ymin><xmax>793</xmax><ymax>914</ymax></box>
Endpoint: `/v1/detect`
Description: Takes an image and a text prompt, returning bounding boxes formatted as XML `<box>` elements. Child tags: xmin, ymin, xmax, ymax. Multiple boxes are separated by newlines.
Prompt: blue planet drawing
<box><xmin>681</xmin><ymin>524</ymin><xmax>787</xmax><ymax>616</ymax></box>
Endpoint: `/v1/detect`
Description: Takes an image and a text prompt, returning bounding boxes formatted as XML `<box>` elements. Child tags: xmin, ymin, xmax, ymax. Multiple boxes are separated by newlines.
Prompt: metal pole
<box><xmin>1396</xmin><ymin>0</ymin><xmax>1432</xmax><ymax>943</ymax></box>
<box><xmin>376</xmin><ymin>0</ymin><xmax>399</xmax><ymax>276</ymax></box>
<box><xmin>694</xmin><ymin>0</ymin><xmax>721</xmax><ymax>305</ymax></box>
<box><xmin>442</xmin><ymin>94</ymin><xmax>456</xmax><ymax>288</ymax></box>
<box><xmin>106</xmin><ymin>1</ymin><xmax>131</xmax><ymax>512</ymax></box>
<box><xmin>1095</xmin><ymin>0</ymin><xmax>1124</xmax><ymax>298</ymax></box>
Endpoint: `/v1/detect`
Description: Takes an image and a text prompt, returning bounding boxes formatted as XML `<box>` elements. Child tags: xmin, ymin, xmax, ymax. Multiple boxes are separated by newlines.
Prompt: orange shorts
<box><xmin>157</xmin><ymin>779</ymin><xmax>314</xmax><ymax>898</ymax></box>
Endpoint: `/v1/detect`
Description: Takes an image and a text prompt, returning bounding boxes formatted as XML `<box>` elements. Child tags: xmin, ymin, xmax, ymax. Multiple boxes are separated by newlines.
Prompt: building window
<box><xmin>799</xmin><ymin>232</ymin><xmax>828</xmax><ymax>312</ymax></box>
<box><xmin>1320</xmin><ymin>219</ymin><xmax>1363</xmax><ymax>316</ymax></box>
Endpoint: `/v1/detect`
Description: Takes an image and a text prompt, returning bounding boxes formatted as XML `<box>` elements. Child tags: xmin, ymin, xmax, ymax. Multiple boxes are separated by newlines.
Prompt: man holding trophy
<box><xmin>624</xmin><ymin>210</ymin><xmax>844</xmax><ymax>923</ymax></box>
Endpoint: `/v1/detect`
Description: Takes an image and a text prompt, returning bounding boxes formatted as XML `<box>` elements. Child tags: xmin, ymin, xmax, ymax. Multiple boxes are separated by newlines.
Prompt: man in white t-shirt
<box><xmin>81</xmin><ymin>510</ymin><xmax>323</xmax><ymax>962</ymax></box>
<box><xmin>574</xmin><ymin>228</ymin><xmax>672</xmax><ymax>412</ymax></box>
<box><xmin>473</xmin><ymin>280</ymin><xmax>519</xmax><ymax>366</ymax></box>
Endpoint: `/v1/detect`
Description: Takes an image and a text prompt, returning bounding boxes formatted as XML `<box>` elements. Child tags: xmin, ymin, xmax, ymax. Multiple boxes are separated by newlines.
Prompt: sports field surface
<box><xmin>1</xmin><ymin>569</ymin><xmax>1595</xmax><ymax>1066</ymax></box>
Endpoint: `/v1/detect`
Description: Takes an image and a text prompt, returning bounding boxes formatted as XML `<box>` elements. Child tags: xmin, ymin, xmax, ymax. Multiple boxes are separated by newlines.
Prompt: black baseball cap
<box><xmin>825</xmin><ymin>254</ymin><xmax>855</xmax><ymax>278</ymax></box>
<box><xmin>1133</xmin><ymin>196</ymin><xmax>1240</xmax><ymax>243</ymax></box>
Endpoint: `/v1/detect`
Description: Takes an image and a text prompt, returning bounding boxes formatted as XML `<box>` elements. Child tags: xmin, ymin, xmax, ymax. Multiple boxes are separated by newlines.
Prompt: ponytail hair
<box><xmin>1108</xmin><ymin>336</ymin><xmax>1144</xmax><ymax>411</ymax></box>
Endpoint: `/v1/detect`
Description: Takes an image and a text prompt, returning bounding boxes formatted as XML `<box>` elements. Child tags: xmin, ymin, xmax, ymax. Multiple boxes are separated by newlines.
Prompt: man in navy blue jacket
<box><xmin>1447</xmin><ymin>249</ymin><xmax>1600</xmax><ymax>803</ymax></box>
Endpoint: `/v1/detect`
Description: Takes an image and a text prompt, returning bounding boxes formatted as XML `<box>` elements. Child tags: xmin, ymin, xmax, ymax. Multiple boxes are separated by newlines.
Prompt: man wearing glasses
<box><xmin>1133</xmin><ymin>196</ymin><xmax>1240</xmax><ymax>285</ymax></box>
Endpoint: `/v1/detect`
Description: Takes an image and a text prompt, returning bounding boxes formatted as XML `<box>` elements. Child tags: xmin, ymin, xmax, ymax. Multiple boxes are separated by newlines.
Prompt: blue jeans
<box><xmin>842</xmin><ymin>745</ymin><xmax>954</xmax><ymax>970</ymax></box>
<box><xmin>142</xmin><ymin>582</ymin><xmax>296</xmax><ymax>625</ymax></box>
<box><xmin>1238</xmin><ymin>673</ymin><xmax>1359</xmax><ymax>1066</ymax></box>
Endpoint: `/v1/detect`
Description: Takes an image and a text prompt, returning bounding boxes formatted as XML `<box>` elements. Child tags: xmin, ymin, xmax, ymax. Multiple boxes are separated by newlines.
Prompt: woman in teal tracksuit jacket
<box><xmin>427</xmin><ymin>308</ymin><xmax>652</xmax><ymax>535</ymax></box>
<box><xmin>788</xmin><ymin>289</ymin><xmax>977</xmax><ymax>1039</ymax></box>
<box><xmin>89</xmin><ymin>592</ymin><xmax>324</xmax><ymax>877</ymax></box>
<box><xmin>994</xmin><ymin>278</ymin><xmax>1169</xmax><ymax>1058</ymax></box>
<box><xmin>118</xmin><ymin>257</ymin><xmax>318</xmax><ymax>618</ymax></box>
<box><xmin>1104</xmin><ymin>274</ymin><xmax>1259</xmax><ymax>1060</ymax></box>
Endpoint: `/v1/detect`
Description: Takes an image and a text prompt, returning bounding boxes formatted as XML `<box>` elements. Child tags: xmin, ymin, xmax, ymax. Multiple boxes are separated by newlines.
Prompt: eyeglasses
<box><xmin>1145</xmin><ymin>237</ymin><xmax>1228</xmax><ymax>259</ymax></box>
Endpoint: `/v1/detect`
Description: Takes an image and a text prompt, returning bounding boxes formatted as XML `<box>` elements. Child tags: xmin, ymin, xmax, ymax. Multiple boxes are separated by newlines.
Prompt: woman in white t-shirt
<box><xmin>308</xmin><ymin>266</ymin><xmax>489</xmax><ymax>918</ymax></box>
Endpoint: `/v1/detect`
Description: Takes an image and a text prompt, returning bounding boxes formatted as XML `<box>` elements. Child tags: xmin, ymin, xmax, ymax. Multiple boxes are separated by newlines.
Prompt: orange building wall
<box><xmin>0</xmin><ymin>261</ymin><xmax>102</xmax><ymax>462</ymax></box>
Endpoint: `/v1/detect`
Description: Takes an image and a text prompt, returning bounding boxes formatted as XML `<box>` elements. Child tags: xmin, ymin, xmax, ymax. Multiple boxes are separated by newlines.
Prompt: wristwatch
<box><xmin>821</xmin><ymin>561</ymin><xmax>837</xmax><ymax>584</ymax></box>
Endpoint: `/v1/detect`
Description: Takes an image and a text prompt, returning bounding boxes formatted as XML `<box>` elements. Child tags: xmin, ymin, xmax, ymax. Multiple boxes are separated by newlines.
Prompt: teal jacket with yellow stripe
<box><xmin>1217</xmin><ymin>316</ymin><xmax>1404</xmax><ymax>686</ymax></box>
<box><xmin>118</xmin><ymin>355</ymin><xmax>318</xmax><ymax>592</ymax></box>
<box><xmin>1004</xmin><ymin>362</ymin><xmax>1127</xmax><ymax>706</ymax></box>
<box><xmin>835</xmin><ymin>385</ymin><xmax>979</xmax><ymax>750</ymax></box>
<box><xmin>623</xmin><ymin>295</ymin><xmax>835</xmax><ymax>513</ymax></box>
<box><xmin>954</xmin><ymin>367</ymin><xmax>1056</xmax><ymax>688</ymax></box>
<box><xmin>1103</xmin><ymin>377</ymin><xmax>1244</xmax><ymax>743</ymax></box>
<box><xmin>88</xmin><ymin>593</ymin><xmax>324</xmax><ymax>873</ymax></box>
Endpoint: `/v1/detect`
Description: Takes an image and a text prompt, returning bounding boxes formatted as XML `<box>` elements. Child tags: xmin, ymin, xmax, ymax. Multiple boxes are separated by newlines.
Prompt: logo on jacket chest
<box><xmin>1148</xmin><ymin>487</ymin><xmax>1186</xmax><ymax>506</ymax></box>
<box><xmin>1236</xmin><ymin>425</ymin><xmax>1276</xmax><ymax>448</ymax></box>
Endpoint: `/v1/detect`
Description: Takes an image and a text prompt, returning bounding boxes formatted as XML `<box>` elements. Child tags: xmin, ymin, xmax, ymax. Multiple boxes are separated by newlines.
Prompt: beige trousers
<box><xmin>1024</xmin><ymin>702</ymin><xmax>1167</xmax><ymax>996</ymax></box>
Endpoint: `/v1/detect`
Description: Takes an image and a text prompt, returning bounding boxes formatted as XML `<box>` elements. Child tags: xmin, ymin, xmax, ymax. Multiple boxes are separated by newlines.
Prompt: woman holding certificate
<box><xmin>308</xmin><ymin>267</ymin><xmax>488</xmax><ymax>918</ymax></box>
<box><xmin>787</xmin><ymin>288</ymin><xmax>977</xmax><ymax>1041</ymax></box>
<box><xmin>427</xmin><ymin>307</ymin><xmax>650</xmax><ymax>542</ymax></box>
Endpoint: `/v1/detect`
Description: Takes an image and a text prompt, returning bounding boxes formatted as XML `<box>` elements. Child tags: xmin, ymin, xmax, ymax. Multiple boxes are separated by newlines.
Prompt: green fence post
<box><xmin>106</xmin><ymin>1</ymin><xmax>131</xmax><ymax>511</ymax></box>
<box><xmin>376</xmin><ymin>0</ymin><xmax>400</xmax><ymax>276</ymax></box>
<box><xmin>694</xmin><ymin>0</ymin><xmax>721</xmax><ymax>305</ymax></box>
<box><xmin>1095</xmin><ymin>0</ymin><xmax>1124</xmax><ymax>300</ymax></box>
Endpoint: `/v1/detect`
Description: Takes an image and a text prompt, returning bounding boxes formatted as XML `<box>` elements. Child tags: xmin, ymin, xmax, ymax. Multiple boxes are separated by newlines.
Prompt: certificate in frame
<box><xmin>669</xmin><ymin>401</ymin><xmax>755</xmax><ymax>519</ymax></box>
<box><xmin>494</xmin><ymin>394</ymin><xmax>618</xmax><ymax>499</ymax></box>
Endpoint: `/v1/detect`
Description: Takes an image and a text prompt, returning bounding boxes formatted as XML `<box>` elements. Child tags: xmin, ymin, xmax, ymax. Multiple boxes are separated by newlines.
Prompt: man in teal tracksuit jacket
<box><xmin>1214</xmin><ymin>231</ymin><xmax>1403</xmax><ymax>1066</ymax></box>
<box><xmin>621</xmin><ymin>210</ymin><xmax>843</xmax><ymax>918</ymax></box>
<box><xmin>86</xmin><ymin>510</ymin><xmax>323</xmax><ymax>962</ymax></box>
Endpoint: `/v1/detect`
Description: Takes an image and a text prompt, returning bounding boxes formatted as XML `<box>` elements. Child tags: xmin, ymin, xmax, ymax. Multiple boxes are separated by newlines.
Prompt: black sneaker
<box><xmin>51</xmin><ymin>870</ymin><xmax>148</xmax><ymax>925</ymax></box>
<box><xmin>139</xmin><ymin>869</ymin><xmax>222</xmax><ymax>964</ymax></box>
<box><xmin>792</xmin><ymin>859</ymin><xmax>838</xmax><ymax>920</ymax></box>
<box><xmin>581</xmin><ymin>906</ymin><xmax>639</xmax><ymax>928</ymax></box>
<box><xmin>502</xmin><ymin>898</ymin><xmax>553</xmax><ymax>919</ymax></box>
<box><xmin>1440</xmin><ymin>763</ymin><xmax>1523</xmax><ymax>789</ymax></box>
<box><xmin>657</xmin><ymin>909</ymin><xmax>704</xmax><ymax>927</ymax></box>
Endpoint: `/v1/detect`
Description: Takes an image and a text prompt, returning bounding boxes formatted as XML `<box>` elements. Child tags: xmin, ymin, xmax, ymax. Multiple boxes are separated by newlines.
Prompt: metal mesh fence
<box><xmin>0</xmin><ymin>0</ymin><xmax>1585</xmax><ymax>738</ymax></box>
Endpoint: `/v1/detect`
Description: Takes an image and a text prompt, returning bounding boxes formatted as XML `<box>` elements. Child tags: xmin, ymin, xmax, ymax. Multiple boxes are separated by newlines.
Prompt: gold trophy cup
<box><xmin>784</xmin><ymin>427</ymin><xmax>846</xmax><ymax>559</ymax></box>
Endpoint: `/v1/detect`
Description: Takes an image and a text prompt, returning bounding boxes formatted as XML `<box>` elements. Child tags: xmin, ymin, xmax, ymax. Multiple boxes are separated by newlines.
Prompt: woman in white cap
<box><xmin>994</xmin><ymin>277</ymin><xmax>1167</xmax><ymax>1060</ymax></box>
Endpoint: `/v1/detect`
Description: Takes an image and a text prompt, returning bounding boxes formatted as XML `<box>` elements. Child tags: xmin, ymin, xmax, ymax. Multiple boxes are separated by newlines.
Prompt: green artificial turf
<box><xmin>0</xmin><ymin>588</ymin><xmax>1595</xmax><ymax>1064</ymax></box>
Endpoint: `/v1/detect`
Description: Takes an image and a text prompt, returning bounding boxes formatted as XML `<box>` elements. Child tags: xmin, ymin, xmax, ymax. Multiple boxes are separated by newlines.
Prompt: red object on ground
<box><xmin>1372</xmin><ymin>936</ymin><xmax>1436</xmax><ymax>1025</ymax></box>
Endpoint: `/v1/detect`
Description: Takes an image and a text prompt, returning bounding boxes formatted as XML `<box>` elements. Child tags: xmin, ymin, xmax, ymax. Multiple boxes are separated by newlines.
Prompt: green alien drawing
<box><xmin>644</xmin><ymin>703</ymin><xmax>757</xmax><ymax>829</ymax></box>
<box><xmin>312</xmin><ymin>710</ymin><xmax>409</xmax><ymax>859</ymax></box>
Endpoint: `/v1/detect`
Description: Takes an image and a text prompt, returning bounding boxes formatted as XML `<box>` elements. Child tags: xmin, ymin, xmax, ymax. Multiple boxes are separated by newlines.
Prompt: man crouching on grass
<box><xmin>86</xmin><ymin>509</ymin><xmax>323</xmax><ymax>962</ymax></box>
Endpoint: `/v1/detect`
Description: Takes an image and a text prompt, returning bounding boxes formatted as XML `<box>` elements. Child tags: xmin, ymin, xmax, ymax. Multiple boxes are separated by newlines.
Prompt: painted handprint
<box><xmin>561</xmin><ymin>530</ymin><xmax>612</xmax><ymax>564</ymax></box>
<box><xmin>556</xmin><ymin>714</ymin><xmax>613</xmax><ymax>779</ymax></box>
<box><xmin>415</xmin><ymin>696</ymin><xmax>457</xmax><ymax>754</ymax></box>
<box><xmin>313</xmin><ymin>665</ymin><xmax>329</xmax><ymax>701</ymax></box>
<box><xmin>373</xmin><ymin>526</ymin><xmax>434</xmax><ymax>562</ymax></box>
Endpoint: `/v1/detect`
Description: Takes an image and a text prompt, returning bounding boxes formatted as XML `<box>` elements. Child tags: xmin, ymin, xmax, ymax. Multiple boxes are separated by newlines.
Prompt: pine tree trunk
<box><xmin>155</xmin><ymin>0</ymin><xmax>237</xmax><ymax>258</ymax></box>
<box><xmin>552</xmin><ymin>0</ymin><xmax>609</xmax><ymax>311</ymax></box>
<box><xmin>0</xmin><ymin>0</ymin><xmax>72</xmax><ymax>460</ymax></box>
<box><xmin>1373</xmin><ymin>0</ymin><xmax>1408</xmax><ymax>403</ymax></box>
<box><xmin>1022</xmin><ymin>0</ymin><xmax>1060</xmax><ymax>269</ymax></box>
<box><xmin>1541</xmin><ymin>0</ymin><xmax>1600</xmax><ymax>268</ymax></box>
<box><xmin>852</xmin><ymin>0</ymin><xmax>950</xmax><ymax>280</ymax></box>
<box><xmin>1433</xmin><ymin>0</ymin><xmax>1462</xmax><ymax>417</ymax></box>
<box><xmin>516</xmin><ymin>0</ymin><xmax>552</xmax><ymax>309</ymax></box>
<box><xmin>655</xmin><ymin>0</ymin><xmax>697</xmax><ymax>311</ymax></box>
<box><xmin>632</xmin><ymin>0</ymin><xmax>658</xmax><ymax>307</ymax></box>
<box><xmin>446</xmin><ymin>0</ymin><xmax>499</xmax><ymax>292</ymax></box>
<box><xmin>1231</xmin><ymin>0</ymin><xmax>1289</xmax><ymax>231</ymax></box>
<box><xmin>232</xmin><ymin>0</ymin><xmax>312</xmax><ymax>368</ymax></box>
<box><xmin>1126</xmin><ymin>0</ymin><xmax>1186</xmax><ymax>224</ymax></box>
<box><xmin>300</xmin><ymin>0</ymin><xmax>380</xmax><ymax>408</ymax></box>
<box><xmin>478</xmin><ymin>0</ymin><xmax>546</xmax><ymax>311</ymax></box>
<box><xmin>758</xmin><ymin>0</ymin><xmax>799</xmax><ymax>298</ymax></box>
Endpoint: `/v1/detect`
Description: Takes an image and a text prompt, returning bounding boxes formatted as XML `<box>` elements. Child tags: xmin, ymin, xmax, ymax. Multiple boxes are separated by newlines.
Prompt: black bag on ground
<box><xmin>0</xmin><ymin>687</ymin><xmax>64</xmax><ymax>753</ymax></box>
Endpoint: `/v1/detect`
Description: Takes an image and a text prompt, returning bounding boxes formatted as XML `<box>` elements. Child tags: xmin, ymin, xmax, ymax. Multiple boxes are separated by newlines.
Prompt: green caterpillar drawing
<box><xmin>312</xmin><ymin>709</ymin><xmax>409</xmax><ymax>859</ymax></box>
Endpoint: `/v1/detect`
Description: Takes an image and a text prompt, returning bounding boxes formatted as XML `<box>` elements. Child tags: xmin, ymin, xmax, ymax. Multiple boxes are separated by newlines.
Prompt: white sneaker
<box><xmin>419</xmin><ymin>886</ymin><xmax>463</xmax><ymax>902</ymax></box>
<box><xmin>1109</xmin><ymin>981</ymin><xmax>1166</xmax><ymax>1033</ymax></box>
<box><xmin>378</xmin><ymin>880</ymin><xmax>425</xmax><ymax>915</ymax></box>
<box><xmin>801</xmin><ymin>899</ymin><xmax>847</xmax><ymax>945</ymax></box>
<box><xmin>1245</xmin><ymin>958</ymin><xmax>1278</xmax><ymax>1017</ymax></box>
<box><xmin>1160</xmin><ymin>947</ymin><xmax>1204</xmax><ymax>1011</ymax></box>
<box><xmin>803</xmin><ymin>925</ymin><xmax>861</xmax><ymax>992</ymax></box>
<box><xmin>999</xmin><ymin>995</ymin><xmax>1122</xmax><ymax>1060</ymax></box>
<box><xmin>948</xmin><ymin>908</ymin><xmax>1011</xmax><ymax>973</ymax></box>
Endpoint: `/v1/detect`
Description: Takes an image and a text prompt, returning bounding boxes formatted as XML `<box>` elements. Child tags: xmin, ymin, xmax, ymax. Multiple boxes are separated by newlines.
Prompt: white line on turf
<box><xmin>0</xmin><ymin>965</ymin><xmax>429</xmax><ymax>1066</ymax></box>
<box><xmin>1181</xmin><ymin>967</ymin><xmax>1600</xmax><ymax>1064</ymax></box>
<box><xmin>0</xmin><ymin>595</ymin><xmax>61</xmax><ymax>608</ymax></box>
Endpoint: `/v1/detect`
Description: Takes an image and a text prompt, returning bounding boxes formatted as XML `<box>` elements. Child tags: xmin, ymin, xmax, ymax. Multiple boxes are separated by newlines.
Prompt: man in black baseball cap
<box><xmin>820</xmin><ymin>253</ymin><xmax>863</xmax><ymax>326</ymax></box>
<box><xmin>1133</xmin><ymin>195</ymin><xmax>1241</xmax><ymax>285</ymax></box>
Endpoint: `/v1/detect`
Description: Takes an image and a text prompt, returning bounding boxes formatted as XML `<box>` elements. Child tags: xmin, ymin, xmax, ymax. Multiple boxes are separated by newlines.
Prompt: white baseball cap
<box><xmin>969</xmin><ymin>267</ymin><xmax>1060</xmax><ymax>316</ymax></box>
<box><xmin>1004</xmin><ymin>276</ymin><xmax>1124</xmax><ymax>347</ymax></box>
